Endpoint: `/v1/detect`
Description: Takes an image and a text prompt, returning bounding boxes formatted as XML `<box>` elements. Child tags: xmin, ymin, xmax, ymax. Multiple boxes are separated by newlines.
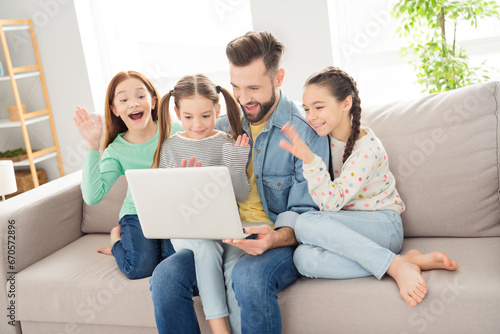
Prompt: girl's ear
<box><xmin>151</xmin><ymin>96</ymin><xmax>157</xmax><ymax>110</ymax></box>
<box><xmin>174</xmin><ymin>106</ymin><xmax>182</xmax><ymax>120</ymax></box>
<box><xmin>343</xmin><ymin>95</ymin><xmax>353</xmax><ymax>113</ymax></box>
<box><xmin>110</xmin><ymin>104</ymin><xmax>118</xmax><ymax>117</ymax></box>
<box><xmin>215</xmin><ymin>103</ymin><xmax>221</xmax><ymax>119</ymax></box>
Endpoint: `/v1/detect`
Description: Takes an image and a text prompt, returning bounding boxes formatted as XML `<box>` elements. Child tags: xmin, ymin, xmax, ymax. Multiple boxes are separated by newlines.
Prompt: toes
<box><xmin>97</xmin><ymin>247</ymin><xmax>113</xmax><ymax>255</ymax></box>
<box><xmin>402</xmin><ymin>287</ymin><xmax>425</xmax><ymax>307</ymax></box>
<box><xmin>403</xmin><ymin>293</ymin><xmax>418</xmax><ymax>307</ymax></box>
<box><xmin>411</xmin><ymin>286</ymin><xmax>425</xmax><ymax>302</ymax></box>
<box><xmin>418</xmin><ymin>277</ymin><xmax>428</xmax><ymax>291</ymax></box>
<box><xmin>435</xmin><ymin>251</ymin><xmax>452</xmax><ymax>267</ymax></box>
<box><xmin>414</xmin><ymin>286</ymin><xmax>427</xmax><ymax>299</ymax></box>
<box><xmin>401</xmin><ymin>274</ymin><xmax>427</xmax><ymax>307</ymax></box>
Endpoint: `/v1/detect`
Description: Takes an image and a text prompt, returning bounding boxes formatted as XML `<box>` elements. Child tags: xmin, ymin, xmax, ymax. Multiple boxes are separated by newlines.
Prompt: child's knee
<box><xmin>293</xmin><ymin>245</ymin><xmax>317</xmax><ymax>278</ymax></box>
<box><xmin>294</xmin><ymin>212</ymin><xmax>313</xmax><ymax>239</ymax></box>
<box><xmin>294</xmin><ymin>211</ymin><xmax>324</xmax><ymax>241</ymax></box>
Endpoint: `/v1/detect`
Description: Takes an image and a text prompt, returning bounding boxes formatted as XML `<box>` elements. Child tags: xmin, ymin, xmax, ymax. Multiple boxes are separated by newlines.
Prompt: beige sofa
<box><xmin>1</xmin><ymin>81</ymin><xmax>499</xmax><ymax>333</ymax></box>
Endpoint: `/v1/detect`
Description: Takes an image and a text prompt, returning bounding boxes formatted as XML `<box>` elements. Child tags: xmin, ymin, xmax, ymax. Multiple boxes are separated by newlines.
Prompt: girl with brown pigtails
<box><xmin>279</xmin><ymin>66</ymin><xmax>459</xmax><ymax>308</ymax></box>
<box><xmin>152</xmin><ymin>74</ymin><xmax>250</xmax><ymax>334</ymax></box>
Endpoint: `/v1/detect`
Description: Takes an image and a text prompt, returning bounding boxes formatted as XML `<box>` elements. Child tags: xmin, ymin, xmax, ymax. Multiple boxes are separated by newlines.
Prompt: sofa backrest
<box><xmin>363</xmin><ymin>81</ymin><xmax>500</xmax><ymax>237</ymax></box>
<box><xmin>81</xmin><ymin>176</ymin><xmax>127</xmax><ymax>233</ymax></box>
<box><xmin>82</xmin><ymin>81</ymin><xmax>500</xmax><ymax>238</ymax></box>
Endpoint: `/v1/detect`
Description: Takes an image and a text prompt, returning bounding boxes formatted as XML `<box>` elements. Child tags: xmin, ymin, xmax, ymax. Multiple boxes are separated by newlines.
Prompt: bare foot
<box><xmin>402</xmin><ymin>249</ymin><xmax>459</xmax><ymax>271</ymax></box>
<box><xmin>97</xmin><ymin>246</ymin><xmax>112</xmax><ymax>255</ymax></box>
<box><xmin>386</xmin><ymin>256</ymin><xmax>428</xmax><ymax>307</ymax></box>
<box><xmin>97</xmin><ymin>226</ymin><xmax>122</xmax><ymax>255</ymax></box>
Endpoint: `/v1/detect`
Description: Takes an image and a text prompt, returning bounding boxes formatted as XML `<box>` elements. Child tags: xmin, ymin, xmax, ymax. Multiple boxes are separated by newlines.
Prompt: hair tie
<box><xmin>216</xmin><ymin>85</ymin><xmax>221</xmax><ymax>94</ymax></box>
<box><xmin>169</xmin><ymin>89</ymin><xmax>174</xmax><ymax>95</ymax></box>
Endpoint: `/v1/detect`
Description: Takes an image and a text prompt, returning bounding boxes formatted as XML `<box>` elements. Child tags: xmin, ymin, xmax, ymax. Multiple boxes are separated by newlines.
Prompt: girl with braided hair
<box><xmin>279</xmin><ymin>66</ymin><xmax>458</xmax><ymax>308</ymax></box>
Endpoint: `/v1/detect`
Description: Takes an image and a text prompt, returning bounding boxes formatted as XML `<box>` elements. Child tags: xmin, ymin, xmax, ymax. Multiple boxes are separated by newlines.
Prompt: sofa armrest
<box><xmin>0</xmin><ymin>170</ymin><xmax>85</xmax><ymax>333</ymax></box>
<box><xmin>0</xmin><ymin>170</ymin><xmax>85</xmax><ymax>274</ymax></box>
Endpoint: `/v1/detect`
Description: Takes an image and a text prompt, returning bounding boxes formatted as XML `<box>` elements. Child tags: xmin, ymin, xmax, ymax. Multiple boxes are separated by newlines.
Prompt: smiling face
<box><xmin>230</xmin><ymin>58</ymin><xmax>283</xmax><ymax>125</ymax></box>
<box><xmin>302</xmin><ymin>84</ymin><xmax>353</xmax><ymax>141</ymax></box>
<box><xmin>111</xmin><ymin>78</ymin><xmax>156</xmax><ymax>135</ymax></box>
<box><xmin>175</xmin><ymin>94</ymin><xmax>220</xmax><ymax>140</ymax></box>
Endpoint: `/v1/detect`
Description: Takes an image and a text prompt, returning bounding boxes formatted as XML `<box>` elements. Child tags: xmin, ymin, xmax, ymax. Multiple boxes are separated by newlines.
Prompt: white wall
<box><xmin>0</xmin><ymin>0</ymin><xmax>95</xmax><ymax>181</ymax></box>
<box><xmin>249</xmin><ymin>0</ymin><xmax>333</xmax><ymax>102</ymax></box>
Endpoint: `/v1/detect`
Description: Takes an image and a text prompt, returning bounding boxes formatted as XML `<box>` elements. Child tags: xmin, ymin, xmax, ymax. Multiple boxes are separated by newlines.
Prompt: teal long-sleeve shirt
<box><xmin>81</xmin><ymin>122</ymin><xmax>183</xmax><ymax>219</ymax></box>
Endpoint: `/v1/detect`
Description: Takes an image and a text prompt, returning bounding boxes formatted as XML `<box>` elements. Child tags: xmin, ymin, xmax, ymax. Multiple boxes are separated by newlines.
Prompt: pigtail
<box><xmin>219</xmin><ymin>87</ymin><xmax>242</xmax><ymax>140</ymax></box>
<box><xmin>152</xmin><ymin>92</ymin><xmax>173</xmax><ymax>168</ymax></box>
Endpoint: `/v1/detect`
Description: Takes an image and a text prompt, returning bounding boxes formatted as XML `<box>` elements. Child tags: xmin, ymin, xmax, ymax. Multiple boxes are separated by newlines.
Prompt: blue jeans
<box><xmin>111</xmin><ymin>214</ymin><xmax>175</xmax><ymax>279</ymax></box>
<box><xmin>150</xmin><ymin>249</ymin><xmax>200</xmax><ymax>334</ymax></box>
<box><xmin>232</xmin><ymin>246</ymin><xmax>299</xmax><ymax>334</ymax></box>
<box><xmin>171</xmin><ymin>239</ymin><xmax>245</xmax><ymax>320</ymax></box>
<box><xmin>150</xmin><ymin>247</ymin><xmax>299</xmax><ymax>334</ymax></box>
<box><xmin>293</xmin><ymin>210</ymin><xmax>403</xmax><ymax>280</ymax></box>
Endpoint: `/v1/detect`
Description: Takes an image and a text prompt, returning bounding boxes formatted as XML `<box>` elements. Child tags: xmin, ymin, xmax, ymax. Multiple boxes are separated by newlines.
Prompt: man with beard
<box><xmin>150</xmin><ymin>31</ymin><xmax>329</xmax><ymax>334</ymax></box>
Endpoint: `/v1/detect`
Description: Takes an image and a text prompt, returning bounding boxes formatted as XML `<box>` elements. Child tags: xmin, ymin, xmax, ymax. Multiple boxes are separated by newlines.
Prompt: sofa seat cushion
<box><xmin>279</xmin><ymin>237</ymin><xmax>500</xmax><ymax>334</ymax></box>
<box><xmin>15</xmin><ymin>234</ymin><xmax>209</xmax><ymax>330</ymax></box>
<box><xmin>15</xmin><ymin>234</ymin><xmax>500</xmax><ymax>333</ymax></box>
<box><xmin>17</xmin><ymin>234</ymin><xmax>500</xmax><ymax>333</ymax></box>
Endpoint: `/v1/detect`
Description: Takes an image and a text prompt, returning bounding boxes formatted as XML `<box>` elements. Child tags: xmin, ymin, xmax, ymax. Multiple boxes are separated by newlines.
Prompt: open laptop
<box><xmin>126</xmin><ymin>166</ymin><xmax>255</xmax><ymax>239</ymax></box>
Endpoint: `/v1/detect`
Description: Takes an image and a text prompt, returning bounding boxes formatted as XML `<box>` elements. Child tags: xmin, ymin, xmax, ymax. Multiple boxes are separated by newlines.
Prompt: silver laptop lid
<box><xmin>126</xmin><ymin>166</ymin><xmax>245</xmax><ymax>239</ymax></box>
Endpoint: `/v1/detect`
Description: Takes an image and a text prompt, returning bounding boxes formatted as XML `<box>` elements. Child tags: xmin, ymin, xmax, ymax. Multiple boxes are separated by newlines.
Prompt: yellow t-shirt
<box><xmin>238</xmin><ymin>122</ymin><xmax>272</xmax><ymax>224</ymax></box>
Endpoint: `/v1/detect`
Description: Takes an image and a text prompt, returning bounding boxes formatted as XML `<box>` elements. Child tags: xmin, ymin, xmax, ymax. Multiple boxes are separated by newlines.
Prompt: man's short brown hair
<box><xmin>226</xmin><ymin>31</ymin><xmax>285</xmax><ymax>78</ymax></box>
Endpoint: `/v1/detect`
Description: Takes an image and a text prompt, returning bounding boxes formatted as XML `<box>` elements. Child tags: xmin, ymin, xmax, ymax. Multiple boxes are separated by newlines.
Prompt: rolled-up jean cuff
<box><xmin>110</xmin><ymin>239</ymin><xmax>120</xmax><ymax>256</ymax></box>
<box><xmin>274</xmin><ymin>211</ymin><xmax>300</xmax><ymax>230</ymax></box>
<box><xmin>376</xmin><ymin>252</ymin><xmax>397</xmax><ymax>280</ymax></box>
<box><xmin>205</xmin><ymin>311</ymin><xmax>229</xmax><ymax>320</ymax></box>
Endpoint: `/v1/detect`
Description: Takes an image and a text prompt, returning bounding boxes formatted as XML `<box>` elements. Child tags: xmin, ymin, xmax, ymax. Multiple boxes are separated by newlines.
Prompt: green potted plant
<box><xmin>0</xmin><ymin>148</ymin><xmax>28</xmax><ymax>162</ymax></box>
<box><xmin>392</xmin><ymin>0</ymin><xmax>500</xmax><ymax>94</ymax></box>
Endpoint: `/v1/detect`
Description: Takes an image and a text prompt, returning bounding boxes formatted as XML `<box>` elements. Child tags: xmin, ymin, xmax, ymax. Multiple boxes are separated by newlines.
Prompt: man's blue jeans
<box><xmin>232</xmin><ymin>246</ymin><xmax>299</xmax><ymax>334</ymax></box>
<box><xmin>111</xmin><ymin>214</ymin><xmax>174</xmax><ymax>279</ymax></box>
<box><xmin>150</xmin><ymin>247</ymin><xmax>299</xmax><ymax>334</ymax></box>
<box><xmin>150</xmin><ymin>249</ymin><xmax>201</xmax><ymax>334</ymax></box>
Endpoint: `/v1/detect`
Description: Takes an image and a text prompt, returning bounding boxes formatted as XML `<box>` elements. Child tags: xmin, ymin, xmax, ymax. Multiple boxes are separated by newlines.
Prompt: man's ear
<box><xmin>275</xmin><ymin>68</ymin><xmax>285</xmax><ymax>88</ymax></box>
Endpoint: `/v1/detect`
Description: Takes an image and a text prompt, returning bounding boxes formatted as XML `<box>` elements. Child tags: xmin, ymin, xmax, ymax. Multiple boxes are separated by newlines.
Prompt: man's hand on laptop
<box><xmin>223</xmin><ymin>225</ymin><xmax>274</xmax><ymax>255</ymax></box>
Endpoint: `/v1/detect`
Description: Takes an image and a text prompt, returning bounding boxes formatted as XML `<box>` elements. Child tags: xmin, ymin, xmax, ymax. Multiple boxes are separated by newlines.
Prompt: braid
<box><xmin>305</xmin><ymin>66</ymin><xmax>362</xmax><ymax>163</ymax></box>
<box><xmin>342</xmin><ymin>75</ymin><xmax>362</xmax><ymax>163</ymax></box>
<box><xmin>343</xmin><ymin>100</ymin><xmax>361</xmax><ymax>163</ymax></box>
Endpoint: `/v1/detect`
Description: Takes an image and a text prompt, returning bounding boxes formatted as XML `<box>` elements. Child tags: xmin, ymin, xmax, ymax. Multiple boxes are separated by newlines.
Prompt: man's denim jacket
<box><xmin>216</xmin><ymin>90</ymin><xmax>329</xmax><ymax>230</ymax></box>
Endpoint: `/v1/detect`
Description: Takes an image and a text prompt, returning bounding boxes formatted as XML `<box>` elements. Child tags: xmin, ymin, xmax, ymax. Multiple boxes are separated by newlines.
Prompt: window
<box><xmin>328</xmin><ymin>0</ymin><xmax>500</xmax><ymax>106</ymax></box>
<box><xmin>76</xmin><ymin>0</ymin><xmax>253</xmax><ymax>116</ymax></box>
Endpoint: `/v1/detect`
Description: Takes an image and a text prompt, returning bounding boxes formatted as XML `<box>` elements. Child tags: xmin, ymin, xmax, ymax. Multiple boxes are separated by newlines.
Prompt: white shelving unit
<box><xmin>13</xmin><ymin>152</ymin><xmax>58</xmax><ymax>167</ymax></box>
<box><xmin>0</xmin><ymin>19</ymin><xmax>64</xmax><ymax>187</ymax></box>
<box><xmin>0</xmin><ymin>115</ymin><xmax>50</xmax><ymax>128</ymax></box>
